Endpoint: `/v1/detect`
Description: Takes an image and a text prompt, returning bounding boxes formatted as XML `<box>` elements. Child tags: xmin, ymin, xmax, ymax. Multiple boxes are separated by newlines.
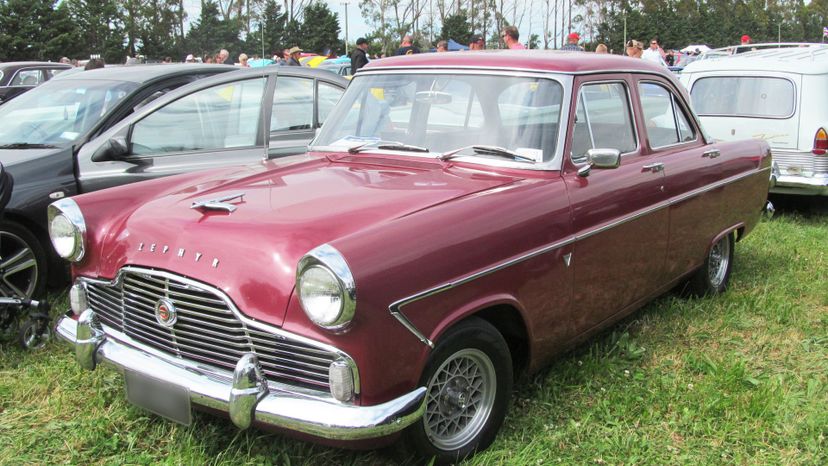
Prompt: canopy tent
<box><xmin>447</xmin><ymin>39</ymin><xmax>469</xmax><ymax>51</ymax></box>
<box><xmin>680</xmin><ymin>44</ymin><xmax>711</xmax><ymax>53</ymax></box>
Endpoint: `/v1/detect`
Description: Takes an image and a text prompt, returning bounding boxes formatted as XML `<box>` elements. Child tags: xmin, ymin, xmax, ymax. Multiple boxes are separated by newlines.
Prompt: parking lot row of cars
<box><xmin>0</xmin><ymin>46</ymin><xmax>823</xmax><ymax>462</ymax></box>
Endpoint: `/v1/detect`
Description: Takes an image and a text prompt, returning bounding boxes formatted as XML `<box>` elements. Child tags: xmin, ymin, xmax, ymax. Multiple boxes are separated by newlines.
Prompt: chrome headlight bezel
<box><xmin>296</xmin><ymin>244</ymin><xmax>356</xmax><ymax>331</ymax></box>
<box><xmin>47</xmin><ymin>198</ymin><xmax>87</xmax><ymax>262</ymax></box>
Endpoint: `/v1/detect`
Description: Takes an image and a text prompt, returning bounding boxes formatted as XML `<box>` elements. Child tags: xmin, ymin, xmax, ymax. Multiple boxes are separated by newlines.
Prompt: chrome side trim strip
<box><xmin>78</xmin><ymin>266</ymin><xmax>361</xmax><ymax>395</ymax></box>
<box><xmin>389</xmin><ymin>236</ymin><xmax>577</xmax><ymax>347</ymax></box>
<box><xmin>388</xmin><ymin>166</ymin><xmax>768</xmax><ymax>347</ymax></box>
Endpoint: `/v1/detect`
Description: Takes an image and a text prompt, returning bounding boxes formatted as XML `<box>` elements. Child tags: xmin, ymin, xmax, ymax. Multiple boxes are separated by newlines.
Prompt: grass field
<box><xmin>1</xmin><ymin>201</ymin><xmax>825</xmax><ymax>465</ymax></box>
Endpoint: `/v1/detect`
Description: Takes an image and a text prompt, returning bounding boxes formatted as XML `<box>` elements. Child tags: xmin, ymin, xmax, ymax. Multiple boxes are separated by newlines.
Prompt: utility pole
<box><xmin>342</xmin><ymin>1</ymin><xmax>350</xmax><ymax>55</ymax></box>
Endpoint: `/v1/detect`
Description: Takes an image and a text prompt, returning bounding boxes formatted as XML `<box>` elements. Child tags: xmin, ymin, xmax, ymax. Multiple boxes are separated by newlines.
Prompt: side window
<box><xmin>271</xmin><ymin>77</ymin><xmax>314</xmax><ymax>132</ymax></box>
<box><xmin>317</xmin><ymin>82</ymin><xmax>344</xmax><ymax>127</ymax></box>
<box><xmin>131</xmin><ymin>77</ymin><xmax>265</xmax><ymax>155</ymax></box>
<box><xmin>639</xmin><ymin>82</ymin><xmax>696</xmax><ymax>148</ymax></box>
<box><xmin>570</xmin><ymin>82</ymin><xmax>636</xmax><ymax>163</ymax></box>
<box><xmin>11</xmin><ymin>70</ymin><xmax>43</xmax><ymax>86</ymax></box>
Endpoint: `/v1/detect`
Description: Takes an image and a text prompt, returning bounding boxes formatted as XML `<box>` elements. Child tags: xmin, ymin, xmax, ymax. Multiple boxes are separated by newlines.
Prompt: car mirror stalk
<box><xmin>578</xmin><ymin>148</ymin><xmax>621</xmax><ymax>177</ymax></box>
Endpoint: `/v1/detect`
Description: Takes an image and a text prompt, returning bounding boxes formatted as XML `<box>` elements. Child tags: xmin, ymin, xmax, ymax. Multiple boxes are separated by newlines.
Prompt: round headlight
<box><xmin>49</xmin><ymin>214</ymin><xmax>80</xmax><ymax>258</ymax></box>
<box><xmin>298</xmin><ymin>265</ymin><xmax>344</xmax><ymax>326</ymax></box>
<box><xmin>47</xmin><ymin>198</ymin><xmax>86</xmax><ymax>262</ymax></box>
<box><xmin>296</xmin><ymin>244</ymin><xmax>356</xmax><ymax>331</ymax></box>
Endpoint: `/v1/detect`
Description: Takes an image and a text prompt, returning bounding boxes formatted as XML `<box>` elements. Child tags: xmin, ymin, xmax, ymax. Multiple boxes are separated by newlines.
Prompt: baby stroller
<box><xmin>0</xmin><ymin>163</ymin><xmax>51</xmax><ymax>349</ymax></box>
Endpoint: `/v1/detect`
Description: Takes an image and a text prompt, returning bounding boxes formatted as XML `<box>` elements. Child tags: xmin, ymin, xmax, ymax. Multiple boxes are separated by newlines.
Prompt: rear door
<box><xmin>688</xmin><ymin>72</ymin><xmax>801</xmax><ymax>151</ymax></box>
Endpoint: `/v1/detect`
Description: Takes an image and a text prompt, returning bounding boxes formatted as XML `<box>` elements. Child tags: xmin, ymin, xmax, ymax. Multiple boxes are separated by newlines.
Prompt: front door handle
<box><xmin>642</xmin><ymin>162</ymin><xmax>664</xmax><ymax>173</ymax></box>
<box><xmin>703</xmin><ymin>149</ymin><xmax>721</xmax><ymax>159</ymax></box>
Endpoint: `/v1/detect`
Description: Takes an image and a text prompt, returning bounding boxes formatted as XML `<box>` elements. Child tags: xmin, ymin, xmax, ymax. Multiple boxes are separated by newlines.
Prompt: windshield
<box><xmin>314</xmin><ymin>73</ymin><xmax>564</xmax><ymax>163</ymax></box>
<box><xmin>0</xmin><ymin>78</ymin><xmax>138</xmax><ymax>146</ymax></box>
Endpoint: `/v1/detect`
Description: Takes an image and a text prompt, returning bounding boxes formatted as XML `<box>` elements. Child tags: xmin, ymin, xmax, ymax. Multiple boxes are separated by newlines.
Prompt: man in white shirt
<box><xmin>642</xmin><ymin>38</ymin><xmax>667</xmax><ymax>66</ymax></box>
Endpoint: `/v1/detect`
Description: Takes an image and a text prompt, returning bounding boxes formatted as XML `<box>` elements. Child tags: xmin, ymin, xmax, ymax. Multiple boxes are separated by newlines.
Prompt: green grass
<box><xmin>1</xmin><ymin>205</ymin><xmax>826</xmax><ymax>465</ymax></box>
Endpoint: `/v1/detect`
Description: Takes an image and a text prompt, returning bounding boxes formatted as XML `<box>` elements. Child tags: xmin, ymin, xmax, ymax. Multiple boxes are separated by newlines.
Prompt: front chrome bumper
<box><xmin>56</xmin><ymin>310</ymin><xmax>426</xmax><ymax>440</ymax></box>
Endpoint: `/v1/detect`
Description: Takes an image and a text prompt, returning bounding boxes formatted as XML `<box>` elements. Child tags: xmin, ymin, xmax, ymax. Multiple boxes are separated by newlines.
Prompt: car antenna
<box><xmin>260</xmin><ymin>15</ymin><xmax>269</xmax><ymax>163</ymax></box>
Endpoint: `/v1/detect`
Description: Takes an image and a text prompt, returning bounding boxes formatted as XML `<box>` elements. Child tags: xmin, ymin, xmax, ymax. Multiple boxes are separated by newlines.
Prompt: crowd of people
<box><xmin>54</xmin><ymin>28</ymin><xmax>756</xmax><ymax>74</ymax></box>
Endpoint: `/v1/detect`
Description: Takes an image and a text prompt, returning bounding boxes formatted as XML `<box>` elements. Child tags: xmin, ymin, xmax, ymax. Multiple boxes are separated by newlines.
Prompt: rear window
<box><xmin>690</xmin><ymin>76</ymin><xmax>795</xmax><ymax>118</ymax></box>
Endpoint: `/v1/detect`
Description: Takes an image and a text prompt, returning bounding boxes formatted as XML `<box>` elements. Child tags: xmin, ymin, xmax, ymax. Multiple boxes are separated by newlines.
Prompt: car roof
<box><xmin>364</xmin><ymin>50</ymin><xmax>671</xmax><ymax>75</ymax></box>
<box><xmin>59</xmin><ymin>64</ymin><xmax>237</xmax><ymax>83</ymax></box>
<box><xmin>684</xmin><ymin>45</ymin><xmax>828</xmax><ymax>75</ymax></box>
<box><xmin>0</xmin><ymin>61</ymin><xmax>72</xmax><ymax>70</ymax></box>
<box><xmin>177</xmin><ymin>65</ymin><xmax>350</xmax><ymax>88</ymax></box>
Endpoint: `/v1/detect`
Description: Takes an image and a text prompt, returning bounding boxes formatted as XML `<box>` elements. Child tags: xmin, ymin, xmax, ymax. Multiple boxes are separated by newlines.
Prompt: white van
<box><xmin>680</xmin><ymin>46</ymin><xmax>828</xmax><ymax>196</ymax></box>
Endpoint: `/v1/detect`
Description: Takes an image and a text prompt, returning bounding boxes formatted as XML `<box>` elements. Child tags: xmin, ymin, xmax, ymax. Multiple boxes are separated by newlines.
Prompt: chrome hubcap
<box><xmin>708</xmin><ymin>235</ymin><xmax>731</xmax><ymax>288</ymax></box>
<box><xmin>22</xmin><ymin>322</ymin><xmax>50</xmax><ymax>349</ymax></box>
<box><xmin>424</xmin><ymin>348</ymin><xmax>496</xmax><ymax>450</ymax></box>
<box><xmin>0</xmin><ymin>231</ymin><xmax>38</xmax><ymax>298</ymax></box>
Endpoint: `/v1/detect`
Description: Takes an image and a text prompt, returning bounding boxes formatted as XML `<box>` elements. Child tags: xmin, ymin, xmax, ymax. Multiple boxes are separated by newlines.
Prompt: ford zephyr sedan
<box><xmin>53</xmin><ymin>52</ymin><xmax>772</xmax><ymax>463</ymax></box>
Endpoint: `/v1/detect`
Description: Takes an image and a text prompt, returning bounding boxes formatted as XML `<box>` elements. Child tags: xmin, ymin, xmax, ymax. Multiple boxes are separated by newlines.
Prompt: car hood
<box><xmin>0</xmin><ymin>147</ymin><xmax>64</xmax><ymax>166</ymax></box>
<box><xmin>95</xmin><ymin>153</ymin><xmax>523</xmax><ymax>327</ymax></box>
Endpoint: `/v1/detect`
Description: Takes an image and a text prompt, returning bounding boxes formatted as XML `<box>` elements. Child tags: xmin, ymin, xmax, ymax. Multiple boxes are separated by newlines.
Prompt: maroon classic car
<box><xmin>52</xmin><ymin>52</ymin><xmax>772</xmax><ymax>462</ymax></box>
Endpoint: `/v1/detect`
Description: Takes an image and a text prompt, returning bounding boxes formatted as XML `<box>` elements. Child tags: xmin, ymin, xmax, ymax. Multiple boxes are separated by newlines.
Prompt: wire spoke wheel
<box><xmin>423</xmin><ymin>348</ymin><xmax>497</xmax><ymax>451</ymax></box>
<box><xmin>707</xmin><ymin>235</ymin><xmax>731</xmax><ymax>289</ymax></box>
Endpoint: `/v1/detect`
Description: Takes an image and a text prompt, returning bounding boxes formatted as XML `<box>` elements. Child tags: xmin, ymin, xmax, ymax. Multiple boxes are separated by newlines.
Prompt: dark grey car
<box><xmin>0</xmin><ymin>64</ymin><xmax>235</xmax><ymax>297</ymax></box>
<box><xmin>0</xmin><ymin>62</ymin><xmax>73</xmax><ymax>105</ymax></box>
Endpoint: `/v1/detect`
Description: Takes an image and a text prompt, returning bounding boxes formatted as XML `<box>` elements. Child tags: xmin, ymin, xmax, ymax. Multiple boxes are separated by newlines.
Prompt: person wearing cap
<box><xmin>642</xmin><ymin>38</ymin><xmax>667</xmax><ymax>66</ymax></box>
<box><xmin>741</xmin><ymin>35</ymin><xmax>751</xmax><ymax>46</ymax></box>
<box><xmin>560</xmin><ymin>32</ymin><xmax>583</xmax><ymax>51</ymax></box>
<box><xmin>469</xmin><ymin>34</ymin><xmax>485</xmax><ymax>50</ymax></box>
<box><xmin>287</xmin><ymin>46</ymin><xmax>303</xmax><ymax>66</ymax></box>
<box><xmin>351</xmin><ymin>37</ymin><xmax>370</xmax><ymax>74</ymax></box>
<box><xmin>501</xmin><ymin>26</ymin><xmax>525</xmax><ymax>49</ymax></box>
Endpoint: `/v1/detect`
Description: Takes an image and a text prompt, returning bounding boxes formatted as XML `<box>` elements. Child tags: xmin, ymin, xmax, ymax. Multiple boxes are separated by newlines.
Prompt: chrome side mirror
<box><xmin>577</xmin><ymin>148</ymin><xmax>621</xmax><ymax>177</ymax></box>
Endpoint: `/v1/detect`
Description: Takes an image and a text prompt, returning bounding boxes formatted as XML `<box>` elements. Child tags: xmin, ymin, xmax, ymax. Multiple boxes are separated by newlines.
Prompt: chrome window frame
<box><xmin>76</xmin><ymin>266</ymin><xmax>361</xmax><ymax>398</ymax></box>
<box><xmin>638</xmin><ymin>80</ymin><xmax>700</xmax><ymax>150</ymax></box>
<box><xmin>689</xmin><ymin>74</ymin><xmax>798</xmax><ymax>120</ymax></box>
<box><xmin>309</xmin><ymin>68</ymin><xmax>573</xmax><ymax>172</ymax></box>
<box><xmin>569</xmin><ymin>79</ymin><xmax>640</xmax><ymax>165</ymax></box>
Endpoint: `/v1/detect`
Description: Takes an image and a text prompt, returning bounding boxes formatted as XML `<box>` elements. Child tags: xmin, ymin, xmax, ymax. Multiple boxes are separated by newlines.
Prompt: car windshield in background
<box><xmin>690</xmin><ymin>76</ymin><xmax>795</xmax><ymax>118</ymax></box>
<box><xmin>0</xmin><ymin>79</ymin><xmax>138</xmax><ymax>147</ymax></box>
<box><xmin>314</xmin><ymin>73</ymin><xmax>563</xmax><ymax>163</ymax></box>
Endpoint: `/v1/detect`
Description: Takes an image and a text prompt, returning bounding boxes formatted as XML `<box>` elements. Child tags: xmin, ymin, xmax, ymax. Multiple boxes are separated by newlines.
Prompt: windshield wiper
<box><xmin>347</xmin><ymin>140</ymin><xmax>430</xmax><ymax>154</ymax></box>
<box><xmin>439</xmin><ymin>145</ymin><xmax>536</xmax><ymax>163</ymax></box>
<box><xmin>0</xmin><ymin>143</ymin><xmax>58</xmax><ymax>149</ymax></box>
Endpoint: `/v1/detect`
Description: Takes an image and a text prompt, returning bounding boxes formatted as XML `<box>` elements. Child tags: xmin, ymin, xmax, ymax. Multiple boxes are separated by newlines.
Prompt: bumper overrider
<box><xmin>56</xmin><ymin>310</ymin><xmax>426</xmax><ymax>440</ymax></box>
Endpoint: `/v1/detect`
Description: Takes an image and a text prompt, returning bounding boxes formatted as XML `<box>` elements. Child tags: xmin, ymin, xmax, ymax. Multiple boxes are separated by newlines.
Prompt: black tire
<box><xmin>0</xmin><ymin>221</ymin><xmax>47</xmax><ymax>299</ymax></box>
<box><xmin>406</xmin><ymin>317</ymin><xmax>512</xmax><ymax>465</ymax></box>
<box><xmin>18</xmin><ymin>316</ymin><xmax>51</xmax><ymax>350</ymax></box>
<box><xmin>689</xmin><ymin>232</ymin><xmax>734</xmax><ymax>296</ymax></box>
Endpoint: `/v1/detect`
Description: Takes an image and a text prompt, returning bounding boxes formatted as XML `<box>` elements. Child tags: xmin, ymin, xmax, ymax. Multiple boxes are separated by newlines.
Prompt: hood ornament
<box><xmin>191</xmin><ymin>192</ymin><xmax>245</xmax><ymax>213</ymax></box>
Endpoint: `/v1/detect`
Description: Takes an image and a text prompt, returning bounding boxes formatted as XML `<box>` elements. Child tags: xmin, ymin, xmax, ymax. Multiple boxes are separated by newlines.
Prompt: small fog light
<box><xmin>70</xmin><ymin>283</ymin><xmax>88</xmax><ymax>315</ymax></box>
<box><xmin>329</xmin><ymin>360</ymin><xmax>354</xmax><ymax>402</ymax></box>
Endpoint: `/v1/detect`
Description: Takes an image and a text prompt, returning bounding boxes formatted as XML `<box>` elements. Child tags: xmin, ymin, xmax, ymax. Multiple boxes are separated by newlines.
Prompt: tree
<box><xmin>65</xmin><ymin>0</ymin><xmax>126</xmax><ymax>63</ymax></box>
<box><xmin>300</xmin><ymin>1</ymin><xmax>341</xmax><ymax>54</ymax></box>
<box><xmin>439</xmin><ymin>11</ymin><xmax>472</xmax><ymax>45</ymax></box>
<box><xmin>186</xmin><ymin>0</ymin><xmax>242</xmax><ymax>59</ymax></box>
<box><xmin>0</xmin><ymin>0</ymin><xmax>79</xmax><ymax>61</ymax></box>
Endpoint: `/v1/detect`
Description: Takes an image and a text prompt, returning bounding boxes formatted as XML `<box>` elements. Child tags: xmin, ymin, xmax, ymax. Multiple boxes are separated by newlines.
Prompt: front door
<box><xmin>77</xmin><ymin>76</ymin><xmax>270</xmax><ymax>193</ymax></box>
<box><xmin>563</xmin><ymin>77</ymin><xmax>669</xmax><ymax>333</ymax></box>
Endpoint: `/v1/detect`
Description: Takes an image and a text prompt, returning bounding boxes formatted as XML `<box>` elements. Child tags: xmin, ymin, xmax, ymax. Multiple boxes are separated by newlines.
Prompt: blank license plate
<box><xmin>125</xmin><ymin>370</ymin><xmax>192</xmax><ymax>425</ymax></box>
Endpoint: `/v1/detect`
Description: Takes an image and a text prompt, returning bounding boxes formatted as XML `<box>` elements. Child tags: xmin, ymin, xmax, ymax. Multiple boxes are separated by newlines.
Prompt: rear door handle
<box><xmin>703</xmin><ymin>149</ymin><xmax>720</xmax><ymax>159</ymax></box>
<box><xmin>642</xmin><ymin>162</ymin><xmax>664</xmax><ymax>173</ymax></box>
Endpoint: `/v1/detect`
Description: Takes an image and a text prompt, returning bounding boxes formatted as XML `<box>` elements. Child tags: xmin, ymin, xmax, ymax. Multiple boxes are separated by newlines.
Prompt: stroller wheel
<box><xmin>18</xmin><ymin>317</ymin><xmax>51</xmax><ymax>350</ymax></box>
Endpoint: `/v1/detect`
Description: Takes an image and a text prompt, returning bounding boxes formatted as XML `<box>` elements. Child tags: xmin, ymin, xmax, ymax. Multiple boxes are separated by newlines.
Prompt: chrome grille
<box><xmin>85</xmin><ymin>270</ymin><xmax>336</xmax><ymax>391</ymax></box>
<box><xmin>773</xmin><ymin>150</ymin><xmax>828</xmax><ymax>175</ymax></box>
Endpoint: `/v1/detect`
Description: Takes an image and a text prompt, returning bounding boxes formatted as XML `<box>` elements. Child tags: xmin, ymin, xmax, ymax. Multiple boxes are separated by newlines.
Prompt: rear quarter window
<box><xmin>690</xmin><ymin>76</ymin><xmax>795</xmax><ymax>118</ymax></box>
